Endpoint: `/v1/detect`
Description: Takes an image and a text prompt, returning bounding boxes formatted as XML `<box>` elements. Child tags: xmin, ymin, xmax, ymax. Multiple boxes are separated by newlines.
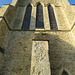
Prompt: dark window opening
<box><xmin>48</xmin><ymin>5</ymin><xmax>58</xmax><ymax>30</ymax></box>
<box><xmin>62</xmin><ymin>71</ymin><xmax>68</xmax><ymax>75</ymax></box>
<box><xmin>36</xmin><ymin>3</ymin><xmax>44</xmax><ymax>28</ymax></box>
<box><xmin>21</xmin><ymin>5</ymin><xmax>32</xmax><ymax>30</ymax></box>
<box><xmin>0</xmin><ymin>47</ymin><xmax>5</xmax><ymax>54</ymax></box>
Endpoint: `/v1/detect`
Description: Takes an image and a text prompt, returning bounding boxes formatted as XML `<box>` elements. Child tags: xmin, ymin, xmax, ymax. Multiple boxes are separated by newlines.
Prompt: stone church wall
<box><xmin>0</xmin><ymin>0</ymin><xmax>75</xmax><ymax>75</ymax></box>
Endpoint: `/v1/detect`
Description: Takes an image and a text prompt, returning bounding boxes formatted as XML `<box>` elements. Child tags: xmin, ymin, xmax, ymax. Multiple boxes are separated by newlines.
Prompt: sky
<box><xmin>68</xmin><ymin>0</ymin><xmax>75</xmax><ymax>4</ymax></box>
<box><xmin>0</xmin><ymin>0</ymin><xmax>75</xmax><ymax>7</ymax></box>
<box><xmin>0</xmin><ymin>0</ymin><xmax>12</xmax><ymax>7</ymax></box>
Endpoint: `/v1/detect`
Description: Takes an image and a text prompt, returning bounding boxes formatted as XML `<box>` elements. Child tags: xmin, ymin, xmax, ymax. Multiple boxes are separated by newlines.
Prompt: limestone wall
<box><xmin>61</xmin><ymin>0</ymin><xmax>75</xmax><ymax>29</ymax></box>
<box><xmin>0</xmin><ymin>0</ymin><xmax>18</xmax><ymax>47</ymax></box>
<box><xmin>11</xmin><ymin>0</ymin><xmax>75</xmax><ymax>30</ymax></box>
<box><xmin>0</xmin><ymin>31</ymin><xmax>74</xmax><ymax>75</ymax></box>
<box><xmin>0</xmin><ymin>0</ymin><xmax>19</xmax><ymax>68</ymax></box>
<box><xmin>19</xmin><ymin>0</ymin><xmax>59</xmax><ymax>6</ymax></box>
<box><xmin>71</xmin><ymin>5</ymin><xmax>75</xmax><ymax>12</ymax></box>
<box><xmin>0</xmin><ymin>0</ymin><xmax>75</xmax><ymax>75</ymax></box>
<box><xmin>0</xmin><ymin>18</ymin><xmax>9</xmax><ymax>47</ymax></box>
<box><xmin>0</xmin><ymin>0</ymin><xmax>74</xmax><ymax>31</ymax></box>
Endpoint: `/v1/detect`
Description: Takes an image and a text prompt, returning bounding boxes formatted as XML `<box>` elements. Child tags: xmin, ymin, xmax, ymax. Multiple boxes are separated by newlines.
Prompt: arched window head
<box><xmin>21</xmin><ymin>4</ymin><xmax>32</xmax><ymax>30</ymax></box>
<box><xmin>62</xmin><ymin>71</ymin><xmax>68</xmax><ymax>75</ymax></box>
<box><xmin>0</xmin><ymin>47</ymin><xmax>4</xmax><ymax>54</ymax></box>
<box><xmin>36</xmin><ymin>3</ymin><xmax>44</xmax><ymax>28</ymax></box>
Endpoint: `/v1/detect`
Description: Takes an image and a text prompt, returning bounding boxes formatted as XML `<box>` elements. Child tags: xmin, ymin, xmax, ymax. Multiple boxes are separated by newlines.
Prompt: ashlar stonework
<box><xmin>0</xmin><ymin>0</ymin><xmax>75</xmax><ymax>75</ymax></box>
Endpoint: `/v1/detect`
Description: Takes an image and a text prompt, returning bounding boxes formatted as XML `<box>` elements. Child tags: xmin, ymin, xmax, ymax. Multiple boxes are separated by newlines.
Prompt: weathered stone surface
<box><xmin>0</xmin><ymin>0</ymin><xmax>18</xmax><ymax>28</ymax></box>
<box><xmin>0</xmin><ymin>5</ymin><xmax>9</xmax><ymax>17</ymax></box>
<box><xmin>61</xmin><ymin>0</ymin><xmax>75</xmax><ymax>29</ymax></box>
<box><xmin>31</xmin><ymin>41</ymin><xmax>51</xmax><ymax>75</ymax></box>
<box><xmin>30</xmin><ymin>5</ymin><xmax>36</xmax><ymax>30</ymax></box>
<box><xmin>0</xmin><ymin>0</ymin><xmax>75</xmax><ymax>75</ymax></box>
<box><xmin>71</xmin><ymin>5</ymin><xmax>75</xmax><ymax>12</ymax></box>
<box><xmin>0</xmin><ymin>31</ymin><xmax>74</xmax><ymax>75</ymax></box>
<box><xmin>11</xmin><ymin>6</ymin><xmax>26</xmax><ymax>29</ymax></box>
<box><xmin>43</xmin><ymin>5</ymin><xmax>50</xmax><ymax>30</ymax></box>
<box><xmin>0</xmin><ymin>18</ymin><xmax>9</xmax><ymax>47</ymax></box>
<box><xmin>10</xmin><ymin>0</ymin><xmax>18</xmax><ymax>6</ymax></box>
<box><xmin>54</xmin><ymin>6</ymin><xmax>69</xmax><ymax>30</ymax></box>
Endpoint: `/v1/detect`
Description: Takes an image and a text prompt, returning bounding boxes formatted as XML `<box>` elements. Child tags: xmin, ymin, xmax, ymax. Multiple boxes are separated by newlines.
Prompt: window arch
<box><xmin>48</xmin><ymin>4</ymin><xmax>58</xmax><ymax>30</ymax></box>
<box><xmin>21</xmin><ymin>4</ymin><xmax>32</xmax><ymax>30</ymax></box>
<box><xmin>62</xmin><ymin>71</ymin><xmax>68</xmax><ymax>75</ymax></box>
<box><xmin>0</xmin><ymin>47</ymin><xmax>4</xmax><ymax>54</ymax></box>
<box><xmin>36</xmin><ymin>3</ymin><xmax>44</xmax><ymax>28</ymax></box>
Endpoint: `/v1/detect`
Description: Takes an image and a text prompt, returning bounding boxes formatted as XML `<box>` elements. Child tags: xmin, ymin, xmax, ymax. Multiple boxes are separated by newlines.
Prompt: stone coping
<box><xmin>0</xmin><ymin>0</ymin><xmax>18</xmax><ymax>17</ymax></box>
<box><xmin>0</xmin><ymin>0</ymin><xmax>18</xmax><ymax>30</ymax></box>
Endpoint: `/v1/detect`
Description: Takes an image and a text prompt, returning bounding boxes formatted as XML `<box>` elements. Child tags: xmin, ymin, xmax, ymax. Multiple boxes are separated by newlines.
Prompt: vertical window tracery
<box><xmin>36</xmin><ymin>3</ymin><xmax>44</xmax><ymax>28</ymax></box>
<box><xmin>48</xmin><ymin>5</ymin><xmax>58</xmax><ymax>30</ymax></box>
<box><xmin>22</xmin><ymin>5</ymin><xmax>32</xmax><ymax>30</ymax></box>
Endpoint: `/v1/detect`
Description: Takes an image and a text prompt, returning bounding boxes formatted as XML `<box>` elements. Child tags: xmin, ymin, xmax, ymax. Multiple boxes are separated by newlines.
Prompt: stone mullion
<box><xmin>30</xmin><ymin>5</ymin><xmax>36</xmax><ymax>30</ymax></box>
<box><xmin>43</xmin><ymin>5</ymin><xmax>51</xmax><ymax>30</ymax></box>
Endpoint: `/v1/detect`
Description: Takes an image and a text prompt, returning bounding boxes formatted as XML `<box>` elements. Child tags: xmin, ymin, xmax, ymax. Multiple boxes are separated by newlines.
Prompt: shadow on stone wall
<box><xmin>33</xmin><ymin>33</ymin><xmax>74</xmax><ymax>75</ymax></box>
<box><xmin>0</xmin><ymin>9</ymin><xmax>75</xmax><ymax>75</ymax></box>
<box><xmin>6</xmin><ymin>1</ymin><xmax>58</xmax><ymax>30</ymax></box>
<box><xmin>0</xmin><ymin>33</ymin><xmax>74</xmax><ymax>75</ymax></box>
<box><xmin>0</xmin><ymin>1</ymin><xmax>74</xmax><ymax>75</ymax></box>
<box><xmin>48</xmin><ymin>34</ymin><xmax>74</xmax><ymax>75</ymax></box>
<box><xmin>19</xmin><ymin>0</ymin><xmax>32</xmax><ymax>6</ymax></box>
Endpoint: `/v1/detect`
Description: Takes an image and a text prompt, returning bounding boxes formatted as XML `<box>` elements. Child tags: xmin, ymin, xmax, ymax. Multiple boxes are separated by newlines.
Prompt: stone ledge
<box><xmin>0</xmin><ymin>5</ymin><xmax>9</xmax><ymax>17</ymax></box>
<box><xmin>10</xmin><ymin>0</ymin><xmax>18</xmax><ymax>6</ymax></box>
<box><xmin>0</xmin><ymin>0</ymin><xmax>18</xmax><ymax>28</ymax></box>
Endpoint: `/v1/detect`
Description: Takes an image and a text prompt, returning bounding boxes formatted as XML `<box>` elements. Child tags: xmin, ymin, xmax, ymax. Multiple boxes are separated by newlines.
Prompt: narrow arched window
<box><xmin>48</xmin><ymin>5</ymin><xmax>58</xmax><ymax>30</ymax></box>
<box><xmin>62</xmin><ymin>71</ymin><xmax>68</xmax><ymax>75</ymax></box>
<box><xmin>21</xmin><ymin>5</ymin><xmax>32</xmax><ymax>30</ymax></box>
<box><xmin>0</xmin><ymin>47</ymin><xmax>4</xmax><ymax>54</ymax></box>
<box><xmin>36</xmin><ymin>3</ymin><xmax>44</xmax><ymax>28</ymax></box>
